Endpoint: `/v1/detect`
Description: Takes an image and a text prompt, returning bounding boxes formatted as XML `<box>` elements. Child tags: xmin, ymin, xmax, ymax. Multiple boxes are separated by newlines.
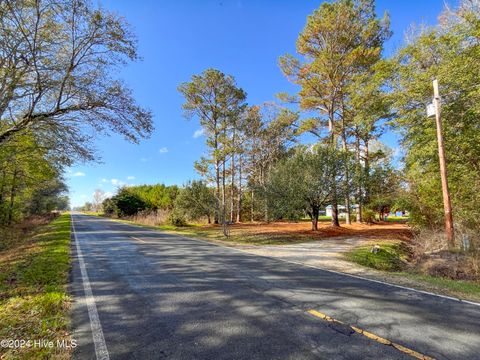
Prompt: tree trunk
<box><xmin>341</xmin><ymin>129</ymin><xmax>351</xmax><ymax>225</ymax></box>
<box><xmin>230</xmin><ymin>153</ymin><xmax>235</xmax><ymax>223</ymax></box>
<box><xmin>312</xmin><ymin>206</ymin><xmax>319</xmax><ymax>231</ymax></box>
<box><xmin>355</xmin><ymin>133</ymin><xmax>363</xmax><ymax>222</ymax></box>
<box><xmin>212</xmin><ymin>117</ymin><xmax>220</xmax><ymax>224</ymax></box>
<box><xmin>251</xmin><ymin>189</ymin><xmax>254</xmax><ymax>222</ymax></box>
<box><xmin>7</xmin><ymin>166</ymin><xmax>18</xmax><ymax>225</ymax></box>
<box><xmin>344</xmin><ymin>190</ymin><xmax>351</xmax><ymax>224</ymax></box>
<box><xmin>0</xmin><ymin>168</ymin><xmax>6</xmax><ymax>224</ymax></box>
<box><xmin>261</xmin><ymin>167</ymin><xmax>268</xmax><ymax>222</ymax></box>
<box><xmin>222</xmin><ymin>160</ymin><xmax>226</xmax><ymax>225</ymax></box>
<box><xmin>330</xmin><ymin>150</ymin><xmax>341</xmax><ymax>227</ymax></box>
<box><xmin>0</xmin><ymin>168</ymin><xmax>6</xmax><ymax>205</ymax></box>
<box><xmin>264</xmin><ymin>191</ymin><xmax>268</xmax><ymax>222</ymax></box>
<box><xmin>328</xmin><ymin>105</ymin><xmax>340</xmax><ymax>227</ymax></box>
<box><xmin>331</xmin><ymin>196</ymin><xmax>340</xmax><ymax>227</ymax></box>
<box><xmin>214</xmin><ymin>159</ymin><xmax>220</xmax><ymax>224</ymax></box>
<box><xmin>364</xmin><ymin>139</ymin><xmax>370</xmax><ymax>205</ymax></box>
<box><xmin>237</xmin><ymin>156</ymin><xmax>242</xmax><ymax>222</ymax></box>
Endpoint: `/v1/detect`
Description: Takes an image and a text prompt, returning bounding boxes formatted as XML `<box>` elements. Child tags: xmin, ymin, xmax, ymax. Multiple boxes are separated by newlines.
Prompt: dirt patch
<box><xmin>202</xmin><ymin>220</ymin><xmax>412</xmax><ymax>244</ymax></box>
<box><xmin>406</xmin><ymin>229</ymin><xmax>480</xmax><ymax>281</ymax></box>
<box><xmin>412</xmin><ymin>251</ymin><xmax>479</xmax><ymax>281</ymax></box>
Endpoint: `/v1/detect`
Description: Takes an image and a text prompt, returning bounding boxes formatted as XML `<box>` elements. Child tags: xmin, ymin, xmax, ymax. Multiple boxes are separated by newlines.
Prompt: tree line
<box><xmin>83</xmin><ymin>0</ymin><xmax>478</xmax><ymax>248</ymax></box>
<box><xmin>170</xmin><ymin>0</ymin><xmax>400</xmax><ymax>232</ymax></box>
<box><xmin>173</xmin><ymin>0</ymin><xmax>480</xmax><ymax>243</ymax></box>
<box><xmin>0</xmin><ymin>0</ymin><xmax>153</xmax><ymax>228</ymax></box>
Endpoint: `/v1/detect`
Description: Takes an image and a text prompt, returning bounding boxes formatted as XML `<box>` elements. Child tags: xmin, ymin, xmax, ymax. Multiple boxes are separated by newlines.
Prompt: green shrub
<box><xmin>102</xmin><ymin>198</ymin><xmax>117</xmax><ymax>216</ymax></box>
<box><xmin>168</xmin><ymin>209</ymin><xmax>187</xmax><ymax>226</ymax></box>
<box><xmin>362</xmin><ymin>208</ymin><xmax>376</xmax><ymax>224</ymax></box>
<box><xmin>113</xmin><ymin>189</ymin><xmax>147</xmax><ymax>217</ymax></box>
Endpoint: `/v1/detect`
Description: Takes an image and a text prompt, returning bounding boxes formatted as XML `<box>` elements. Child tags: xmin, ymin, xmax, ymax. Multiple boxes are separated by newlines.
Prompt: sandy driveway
<box><xmin>237</xmin><ymin>236</ymin><xmax>382</xmax><ymax>274</ymax></box>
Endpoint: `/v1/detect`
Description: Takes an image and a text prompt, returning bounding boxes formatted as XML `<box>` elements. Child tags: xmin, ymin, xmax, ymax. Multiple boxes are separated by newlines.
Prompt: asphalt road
<box><xmin>70</xmin><ymin>213</ymin><xmax>480</xmax><ymax>360</ymax></box>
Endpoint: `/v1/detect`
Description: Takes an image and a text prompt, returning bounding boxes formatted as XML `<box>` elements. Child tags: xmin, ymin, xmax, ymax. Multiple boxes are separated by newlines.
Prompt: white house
<box><xmin>325</xmin><ymin>204</ymin><xmax>359</xmax><ymax>218</ymax></box>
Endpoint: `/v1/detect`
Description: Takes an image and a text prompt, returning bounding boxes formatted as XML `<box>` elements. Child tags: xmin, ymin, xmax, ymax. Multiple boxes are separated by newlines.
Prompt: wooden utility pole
<box><xmin>432</xmin><ymin>79</ymin><xmax>455</xmax><ymax>247</ymax></box>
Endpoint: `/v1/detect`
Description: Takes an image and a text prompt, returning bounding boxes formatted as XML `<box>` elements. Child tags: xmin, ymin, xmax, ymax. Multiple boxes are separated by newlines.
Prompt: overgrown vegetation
<box><xmin>0</xmin><ymin>213</ymin><xmax>72</xmax><ymax>359</ymax></box>
<box><xmin>0</xmin><ymin>134</ymin><xmax>69</xmax><ymax>226</ymax></box>
<box><xmin>392</xmin><ymin>0</ymin><xmax>480</xmax><ymax>235</ymax></box>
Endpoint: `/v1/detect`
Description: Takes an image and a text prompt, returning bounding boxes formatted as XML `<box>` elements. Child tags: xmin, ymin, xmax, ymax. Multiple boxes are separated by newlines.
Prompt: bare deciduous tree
<box><xmin>0</xmin><ymin>0</ymin><xmax>153</xmax><ymax>162</ymax></box>
<box><xmin>92</xmin><ymin>188</ymin><xmax>105</xmax><ymax>212</ymax></box>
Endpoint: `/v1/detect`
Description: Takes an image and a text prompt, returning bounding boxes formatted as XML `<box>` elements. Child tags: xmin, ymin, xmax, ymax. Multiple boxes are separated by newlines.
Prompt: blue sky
<box><xmin>67</xmin><ymin>0</ymin><xmax>451</xmax><ymax>207</ymax></box>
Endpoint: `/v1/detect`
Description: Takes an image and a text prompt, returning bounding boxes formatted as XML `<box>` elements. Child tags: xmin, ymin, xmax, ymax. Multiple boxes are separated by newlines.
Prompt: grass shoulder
<box><xmin>345</xmin><ymin>241</ymin><xmax>480</xmax><ymax>303</ymax></box>
<box><xmin>344</xmin><ymin>242</ymin><xmax>409</xmax><ymax>271</ymax></box>
<box><xmin>0</xmin><ymin>213</ymin><xmax>72</xmax><ymax>359</ymax></box>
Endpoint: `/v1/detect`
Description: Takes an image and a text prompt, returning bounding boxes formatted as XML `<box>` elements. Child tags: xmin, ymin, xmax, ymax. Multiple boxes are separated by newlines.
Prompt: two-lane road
<box><xmin>70</xmin><ymin>213</ymin><xmax>480</xmax><ymax>359</ymax></box>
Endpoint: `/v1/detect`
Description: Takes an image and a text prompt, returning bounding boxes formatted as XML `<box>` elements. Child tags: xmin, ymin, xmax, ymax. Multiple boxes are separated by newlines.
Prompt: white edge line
<box><xmin>71</xmin><ymin>213</ymin><xmax>110</xmax><ymax>360</ymax></box>
<box><xmin>83</xmin><ymin>213</ymin><xmax>480</xmax><ymax>308</ymax></box>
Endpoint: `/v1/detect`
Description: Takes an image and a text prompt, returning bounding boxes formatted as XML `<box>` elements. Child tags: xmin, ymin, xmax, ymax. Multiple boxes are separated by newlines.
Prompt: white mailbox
<box><xmin>427</xmin><ymin>103</ymin><xmax>436</xmax><ymax>118</ymax></box>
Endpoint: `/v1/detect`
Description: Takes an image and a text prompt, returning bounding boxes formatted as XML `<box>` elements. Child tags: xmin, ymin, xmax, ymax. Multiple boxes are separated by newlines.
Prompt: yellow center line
<box><xmin>307</xmin><ymin>310</ymin><xmax>434</xmax><ymax>360</ymax></box>
<box><xmin>130</xmin><ymin>236</ymin><xmax>146</xmax><ymax>243</ymax></box>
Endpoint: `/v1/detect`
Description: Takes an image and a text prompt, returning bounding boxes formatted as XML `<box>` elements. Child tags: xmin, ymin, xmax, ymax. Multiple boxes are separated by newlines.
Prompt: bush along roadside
<box><xmin>0</xmin><ymin>213</ymin><xmax>73</xmax><ymax>359</ymax></box>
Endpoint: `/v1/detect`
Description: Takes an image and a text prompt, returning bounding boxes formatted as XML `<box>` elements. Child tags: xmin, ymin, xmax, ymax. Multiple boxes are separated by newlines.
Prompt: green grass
<box><xmin>344</xmin><ymin>242</ymin><xmax>408</xmax><ymax>271</ymax></box>
<box><xmin>0</xmin><ymin>214</ymin><xmax>72</xmax><ymax>359</ymax></box>
<box><xmin>300</xmin><ymin>215</ymin><xmax>332</xmax><ymax>222</ymax></box>
<box><xmin>345</xmin><ymin>241</ymin><xmax>480</xmax><ymax>302</ymax></box>
<box><xmin>384</xmin><ymin>216</ymin><xmax>409</xmax><ymax>223</ymax></box>
<box><xmin>395</xmin><ymin>273</ymin><xmax>480</xmax><ymax>299</ymax></box>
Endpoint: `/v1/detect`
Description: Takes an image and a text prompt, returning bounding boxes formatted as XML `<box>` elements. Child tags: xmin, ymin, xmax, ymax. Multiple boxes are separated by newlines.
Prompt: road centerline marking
<box><xmin>71</xmin><ymin>213</ymin><xmax>110</xmax><ymax>360</ymax></box>
<box><xmin>307</xmin><ymin>309</ymin><xmax>434</xmax><ymax>360</ymax></box>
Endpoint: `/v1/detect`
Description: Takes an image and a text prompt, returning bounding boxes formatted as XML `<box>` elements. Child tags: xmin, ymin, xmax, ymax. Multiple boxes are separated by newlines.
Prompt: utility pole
<box><xmin>432</xmin><ymin>79</ymin><xmax>455</xmax><ymax>248</ymax></box>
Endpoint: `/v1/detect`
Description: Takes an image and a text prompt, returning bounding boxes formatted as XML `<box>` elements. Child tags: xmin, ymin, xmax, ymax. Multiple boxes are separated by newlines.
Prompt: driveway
<box><xmin>237</xmin><ymin>237</ymin><xmax>376</xmax><ymax>274</ymax></box>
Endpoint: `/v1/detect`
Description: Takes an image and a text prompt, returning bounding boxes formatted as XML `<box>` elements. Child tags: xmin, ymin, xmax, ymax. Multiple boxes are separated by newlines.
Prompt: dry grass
<box><xmin>124</xmin><ymin>210</ymin><xmax>170</xmax><ymax>227</ymax></box>
<box><xmin>0</xmin><ymin>214</ymin><xmax>58</xmax><ymax>251</ymax></box>
<box><xmin>345</xmin><ymin>234</ymin><xmax>480</xmax><ymax>300</ymax></box>
<box><xmin>410</xmin><ymin>229</ymin><xmax>450</xmax><ymax>256</ymax></box>
<box><xmin>408</xmin><ymin>229</ymin><xmax>480</xmax><ymax>281</ymax></box>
